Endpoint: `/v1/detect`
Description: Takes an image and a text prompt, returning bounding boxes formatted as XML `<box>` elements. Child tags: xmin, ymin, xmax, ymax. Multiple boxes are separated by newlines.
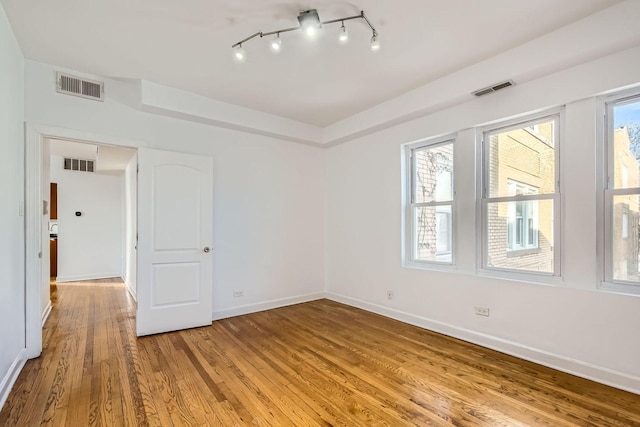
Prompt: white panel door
<box><xmin>136</xmin><ymin>148</ymin><xmax>213</xmax><ymax>336</ymax></box>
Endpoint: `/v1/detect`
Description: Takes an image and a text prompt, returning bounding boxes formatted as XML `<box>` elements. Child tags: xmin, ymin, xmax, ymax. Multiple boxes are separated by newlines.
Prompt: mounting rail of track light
<box><xmin>232</xmin><ymin>9</ymin><xmax>379</xmax><ymax>61</ymax></box>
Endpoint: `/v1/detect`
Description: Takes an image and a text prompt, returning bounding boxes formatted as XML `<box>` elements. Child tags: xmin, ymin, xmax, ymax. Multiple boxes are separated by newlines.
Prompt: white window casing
<box><xmin>602</xmin><ymin>90</ymin><xmax>640</xmax><ymax>294</ymax></box>
<box><xmin>480</xmin><ymin>111</ymin><xmax>562</xmax><ymax>278</ymax></box>
<box><xmin>403</xmin><ymin>137</ymin><xmax>456</xmax><ymax>269</ymax></box>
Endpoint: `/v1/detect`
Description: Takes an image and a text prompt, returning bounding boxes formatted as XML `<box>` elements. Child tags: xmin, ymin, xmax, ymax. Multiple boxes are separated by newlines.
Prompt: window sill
<box><xmin>403</xmin><ymin>260</ymin><xmax>456</xmax><ymax>273</ymax></box>
<box><xmin>401</xmin><ymin>262</ymin><xmax>566</xmax><ymax>288</ymax></box>
<box><xmin>477</xmin><ymin>267</ymin><xmax>563</xmax><ymax>286</ymax></box>
<box><xmin>599</xmin><ymin>281</ymin><xmax>640</xmax><ymax>296</ymax></box>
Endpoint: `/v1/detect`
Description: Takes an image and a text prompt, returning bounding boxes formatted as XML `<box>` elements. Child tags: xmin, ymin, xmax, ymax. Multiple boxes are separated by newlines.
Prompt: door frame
<box><xmin>24</xmin><ymin>123</ymin><xmax>147</xmax><ymax>359</ymax></box>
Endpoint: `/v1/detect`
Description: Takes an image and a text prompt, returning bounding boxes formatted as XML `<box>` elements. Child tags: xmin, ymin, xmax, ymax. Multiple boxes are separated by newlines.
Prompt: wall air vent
<box><xmin>472</xmin><ymin>80</ymin><xmax>515</xmax><ymax>97</ymax></box>
<box><xmin>63</xmin><ymin>157</ymin><xmax>95</xmax><ymax>173</ymax></box>
<box><xmin>56</xmin><ymin>72</ymin><xmax>104</xmax><ymax>101</ymax></box>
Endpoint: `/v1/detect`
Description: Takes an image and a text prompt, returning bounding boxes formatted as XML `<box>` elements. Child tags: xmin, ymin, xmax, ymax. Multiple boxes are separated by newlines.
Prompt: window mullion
<box><xmin>485</xmin><ymin>193</ymin><xmax>555</xmax><ymax>203</ymax></box>
<box><xmin>411</xmin><ymin>200</ymin><xmax>453</xmax><ymax>208</ymax></box>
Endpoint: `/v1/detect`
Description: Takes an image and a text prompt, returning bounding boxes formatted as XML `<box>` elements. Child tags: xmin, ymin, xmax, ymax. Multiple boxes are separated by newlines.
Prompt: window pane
<box><xmin>612</xmin><ymin>194</ymin><xmax>640</xmax><ymax>282</ymax></box>
<box><xmin>414</xmin><ymin>143</ymin><xmax>453</xmax><ymax>203</ymax></box>
<box><xmin>612</xmin><ymin>99</ymin><xmax>640</xmax><ymax>189</ymax></box>
<box><xmin>488</xmin><ymin>119</ymin><xmax>556</xmax><ymax>197</ymax></box>
<box><xmin>487</xmin><ymin>199</ymin><xmax>553</xmax><ymax>273</ymax></box>
<box><xmin>414</xmin><ymin>205</ymin><xmax>452</xmax><ymax>263</ymax></box>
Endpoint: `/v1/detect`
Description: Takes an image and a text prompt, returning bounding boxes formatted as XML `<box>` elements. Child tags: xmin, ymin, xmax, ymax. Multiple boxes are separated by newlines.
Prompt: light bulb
<box><xmin>370</xmin><ymin>34</ymin><xmax>380</xmax><ymax>51</ymax></box>
<box><xmin>305</xmin><ymin>26</ymin><xmax>317</xmax><ymax>37</ymax></box>
<box><xmin>338</xmin><ymin>24</ymin><xmax>348</xmax><ymax>43</ymax></box>
<box><xmin>233</xmin><ymin>45</ymin><xmax>245</xmax><ymax>61</ymax></box>
<box><xmin>271</xmin><ymin>34</ymin><xmax>282</xmax><ymax>52</ymax></box>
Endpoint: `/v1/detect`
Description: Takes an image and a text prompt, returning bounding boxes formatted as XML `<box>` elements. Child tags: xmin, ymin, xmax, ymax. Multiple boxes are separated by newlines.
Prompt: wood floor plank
<box><xmin>2</xmin><ymin>278</ymin><xmax>639</xmax><ymax>426</ymax></box>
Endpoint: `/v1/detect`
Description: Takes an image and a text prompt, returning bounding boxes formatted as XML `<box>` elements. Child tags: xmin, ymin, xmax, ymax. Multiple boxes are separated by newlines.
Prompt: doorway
<box><xmin>24</xmin><ymin>125</ymin><xmax>143</xmax><ymax>359</ymax></box>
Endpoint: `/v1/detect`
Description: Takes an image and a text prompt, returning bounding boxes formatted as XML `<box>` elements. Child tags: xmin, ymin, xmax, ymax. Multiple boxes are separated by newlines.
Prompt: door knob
<box><xmin>203</xmin><ymin>246</ymin><xmax>211</xmax><ymax>253</ymax></box>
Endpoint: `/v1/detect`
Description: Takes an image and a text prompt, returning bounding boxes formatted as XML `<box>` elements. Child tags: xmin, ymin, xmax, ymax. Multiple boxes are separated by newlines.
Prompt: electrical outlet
<box><xmin>387</xmin><ymin>290</ymin><xmax>393</xmax><ymax>300</ymax></box>
<box><xmin>233</xmin><ymin>290</ymin><xmax>244</xmax><ymax>298</ymax></box>
<box><xmin>474</xmin><ymin>306</ymin><xmax>490</xmax><ymax>317</ymax></box>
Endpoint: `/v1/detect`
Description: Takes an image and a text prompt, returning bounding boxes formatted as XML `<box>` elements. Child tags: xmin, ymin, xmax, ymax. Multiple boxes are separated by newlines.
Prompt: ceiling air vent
<box><xmin>472</xmin><ymin>80</ymin><xmax>515</xmax><ymax>97</ymax></box>
<box><xmin>56</xmin><ymin>72</ymin><xmax>104</xmax><ymax>101</ymax></box>
<box><xmin>63</xmin><ymin>158</ymin><xmax>95</xmax><ymax>173</ymax></box>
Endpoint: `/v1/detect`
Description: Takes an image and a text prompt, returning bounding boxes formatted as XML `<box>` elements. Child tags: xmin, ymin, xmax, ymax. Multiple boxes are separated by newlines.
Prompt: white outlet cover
<box><xmin>474</xmin><ymin>306</ymin><xmax>490</xmax><ymax>316</ymax></box>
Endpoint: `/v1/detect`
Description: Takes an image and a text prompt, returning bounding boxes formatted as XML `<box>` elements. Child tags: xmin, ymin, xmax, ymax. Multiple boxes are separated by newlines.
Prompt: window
<box><xmin>605</xmin><ymin>94</ymin><xmax>640</xmax><ymax>286</ymax></box>
<box><xmin>482</xmin><ymin>114</ymin><xmax>560</xmax><ymax>274</ymax></box>
<box><xmin>406</xmin><ymin>139</ymin><xmax>454</xmax><ymax>264</ymax></box>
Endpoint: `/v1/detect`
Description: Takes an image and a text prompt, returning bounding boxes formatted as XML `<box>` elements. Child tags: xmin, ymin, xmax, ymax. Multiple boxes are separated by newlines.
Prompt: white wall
<box><xmin>123</xmin><ymin>153</ymin><xmax>137</xmax><ymax>298</ymax></box>
<box><xmin>0</xmin><ymin>3</ymin><xmax>25</xmax><ymax>407</ymax></box>
<box><xmin>50</xmin><ymin>155</ymin><xmax>124</xmax><ymax>282</ymax></box>
<box><xmin>26</xmin><ymin>60</ymin><xmax>326</xmax><ymax>316</ymax></box>
<box><xmin>325</xmin><ymin>46</ymin><xmax>640</xmax><ymax>393</ymax></box>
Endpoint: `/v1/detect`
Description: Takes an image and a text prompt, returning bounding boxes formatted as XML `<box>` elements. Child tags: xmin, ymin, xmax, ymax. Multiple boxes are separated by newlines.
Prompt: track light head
<box><xmin>298</xmin><ymin>9</ymin><xmax>321</xmax><ymax>37</ymax></box>
<box><xmin>370</xmin><ymin>33</ymin><xmax>380</xmax><ymax>51</ymax></box>
<box><xmin>233</xmin><ymin>44</ymin><xmax>245</xmax><ymax>61</ymax></box>
<box><xmin>338</xmin><ymin>22</ymin><xmax>348</xmax><ymax>43</ymax></box>
<box><xmin>271</xmin><ymin>34</ymin><xmax>282</xmax><ymax>51</ymax></box>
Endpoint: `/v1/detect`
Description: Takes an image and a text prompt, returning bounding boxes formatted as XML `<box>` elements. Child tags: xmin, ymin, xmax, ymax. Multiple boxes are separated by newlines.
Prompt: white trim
<box><xmin>41</xmin><ymin>300</ymin><xmax>52</xmax><ymax>327</ymax></box>
<box><xmin>55</xmin><ymin>273</ymin><xmax>122</xmax><ymax>283</ymax></box>
<box><xmin>326</xmin><ymin>292</ymin><xmax>640</xmax><ymax>395</ymax></box>
<box><xmin>0</xmin><ymin>349</ymin><xmax>27</xmax><ymax>411</ymax></box>
<box><xmin>24</xmin><ymin>124</ymin><xmax>43</xmax><ymax>359</ymax></box>
<box><xmin>27</xmin><ymin>123</ymin><xmax>150</xmax><ymax>150</ymax></box>
<box><xmin>24</xmin><ymin>123</ymin><xmax>145</xmax><ymax>362</ymax></box>
<box><xmin>596</xmin><ymin>96</ymin><xmax>607</xmax><ymax>288</ymax></box>
<box><xmin>599</xmin><ymin>281</ymin><xmax>640</xmax><ymax>296</ymax></box>
<box><xmin>402</xmin><ymin>136</ymin><xmax>457</xmax><ymax>269</ymax></box>
<box><xmin>601</xmin><ymin>89</ymin><xmax>640</xmax><ymax>291</ymax></box>
<box><xmin>125</xmin><ymin>277</ymin><xmax>137</xmax><ymax>302</ymax></box>
<box><xmin>212</xmin><ymin>292</ymin><xmax>325</xmax><ymax>321</ymax></box>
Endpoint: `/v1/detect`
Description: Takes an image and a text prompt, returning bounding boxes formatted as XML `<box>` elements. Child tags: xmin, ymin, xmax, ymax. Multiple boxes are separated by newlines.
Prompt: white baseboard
<box><xmin>55</xmin><ymin>273</ymin><xmax>122</xmax><ymax>283</ymax></box>
<box><xmin>41</xmin><ymin>300</ymin><xmax>52</xmax><ymax>327</ymax></box>
<box><xmin>126</xmin><ymin>282</ymin><xmax>137</xmax><ymax>302</ymax></box>
<box><xmin>212</xmin><ymin>292</ymin><xmax>325</xmax><ymax>321</ymax></box>
<box><xmin>326</xmin><ymin>292</ymin><xmax>640</xmax><ymax>396</ymax></box>
<box><xmin>0</xmin><ymin>349</ymin><xmax>27</xmax><ymax>411</ymax></box>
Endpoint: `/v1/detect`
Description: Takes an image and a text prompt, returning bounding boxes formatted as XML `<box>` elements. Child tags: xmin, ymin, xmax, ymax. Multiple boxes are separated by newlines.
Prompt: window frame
<box><xmin>602</xmin><ymin>91</ymin><xmax>640</xmax><ymax>293</ymax></box>
<box><xmin>506</xmin><ymin>180</ymin><xmax>540</xmax><ymax>252</ymax></box>
<box><xmin>403</xmin><ymin>136</ymin><xmax>456</xmax><ymax>269</ymax></box>
<box><xmin>479</xmin><ymin>111</ymin><xmax>562</xmax><ymax>278</ymax></box>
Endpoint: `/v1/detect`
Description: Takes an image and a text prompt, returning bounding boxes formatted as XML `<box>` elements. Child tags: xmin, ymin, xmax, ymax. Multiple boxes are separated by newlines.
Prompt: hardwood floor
<box><xmin>2</xmin><ymin>279</ymin><xmax>639</xmax><ymax>426</ymax></box>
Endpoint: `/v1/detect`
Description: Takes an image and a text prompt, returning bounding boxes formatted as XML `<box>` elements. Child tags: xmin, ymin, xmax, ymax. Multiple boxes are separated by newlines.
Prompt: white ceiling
<box><xmin>2</xmin><ymin>0</ymin><xmax>622</xmax><ymax>126</ymax></box>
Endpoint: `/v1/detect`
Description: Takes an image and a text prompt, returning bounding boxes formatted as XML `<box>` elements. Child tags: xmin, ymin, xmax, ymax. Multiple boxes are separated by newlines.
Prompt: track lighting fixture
<box><xmin>231</xmin><ymin>9</ymin><xmax>378</xmax><ymax>61</ymax></box>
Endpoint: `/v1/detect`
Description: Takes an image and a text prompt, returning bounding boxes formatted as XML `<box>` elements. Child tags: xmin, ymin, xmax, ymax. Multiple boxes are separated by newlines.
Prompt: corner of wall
<box><xmin>0</xmin><ymin>349</ymin><xmax>26</xmax><ymax>412</ymax></box>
